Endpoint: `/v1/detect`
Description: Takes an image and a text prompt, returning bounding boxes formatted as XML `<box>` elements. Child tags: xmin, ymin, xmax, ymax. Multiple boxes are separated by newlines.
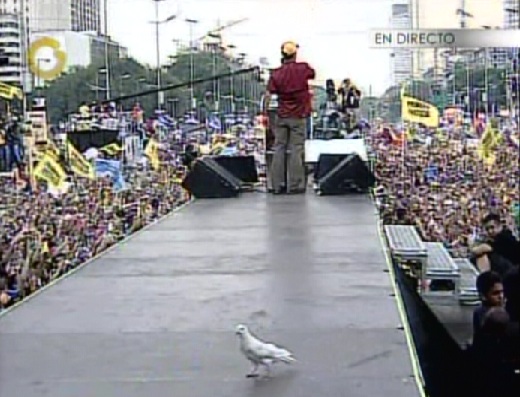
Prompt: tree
<box><xmin>310</xmin><ymin>85</ymin><xmax>326</xmax><ymax>112</ymax></box>
<box><xmin>446</xmin><ymin>62</ymin><xmax>507</xmax><ymax>111</ymax></box>
<box><xmin>42</xmin><ymin>57</ymin><xmax>153</xmax><ymax>123</ymax></box>
<box><xmin>401</xmin><ymin>80</ymin><xmax>433</xmax><ymax>103</ymax></box>
<box><xmin>42</xmin><ymin>50</ymin><xmax>265</xmax><ymax>123</ymax></box>
<box><xmin>360</xmin><ymin>96</ymin><xmax>379</xmax><ymax>120</ymax></box>
<box><xmin>162</xmin><ymin>50</ymin><xmax>264</xmax><ymax>116</ymax></box>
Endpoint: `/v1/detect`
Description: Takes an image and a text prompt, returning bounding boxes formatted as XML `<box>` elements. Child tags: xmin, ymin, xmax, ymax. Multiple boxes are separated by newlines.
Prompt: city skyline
<box><xmin>0</xmin><ymin>0</ymin><xmax>516</xmax><ymax>95</ymax></box>
<box><xmin>107</xmin><ymin>0</ymin><xmax>394</xmax><ymax>95</ymax></box>
<box><xmin>389</xmin><ymin>2</ymin><xmax>413</xmax><ymax>85</ymax></box>
<box><xmin>30</xmin><ymin>0</ymin><xmax>102</xmax><ymax>34</ymax></box>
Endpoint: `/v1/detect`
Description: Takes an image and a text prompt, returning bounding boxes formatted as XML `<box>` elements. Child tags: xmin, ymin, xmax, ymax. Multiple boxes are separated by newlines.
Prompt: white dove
<box><xmin>235</xmin><ymin>324</ymin><xmax>296</xmax><ymax>377</ymax></box>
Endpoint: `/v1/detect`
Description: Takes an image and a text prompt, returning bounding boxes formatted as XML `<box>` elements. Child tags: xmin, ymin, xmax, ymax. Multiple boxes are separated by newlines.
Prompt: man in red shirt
<box><xmin>265</xmin><ymin>41</ymin><xmax>315</xmax><ymax>194</ymax></box>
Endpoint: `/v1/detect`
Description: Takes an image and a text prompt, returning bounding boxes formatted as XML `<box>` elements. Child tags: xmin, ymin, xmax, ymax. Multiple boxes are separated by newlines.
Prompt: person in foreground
<box><xmin>264</xmin><ymin>41</ymin><xmax>315</xmax><ymax>194</ymax></box>
<box><xmin>469</xmin><ymin>307</ymin><xmax>519</xmax><ymax>397</ymax></box>
<box><xmin>471</xmin><ymin>213</ymin><xmax>520</xmax><ymax>322</ymax></box>
<box><xmin>472</xmin><ymin>271</ymin><xmax>505</xmax><ymax>346</ymax></box>
<box><xmin>469</xmin><ymin>271</ymin><xmax>519</xmax><ymax>397</ymax></box>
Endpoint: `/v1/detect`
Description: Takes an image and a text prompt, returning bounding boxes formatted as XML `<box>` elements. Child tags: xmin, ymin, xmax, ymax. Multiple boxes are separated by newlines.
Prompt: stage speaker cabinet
<box><xmin>314</xmin><ymin>153</ymin><xmax>350</xmax><ymax>181</ymax></box>
<box><xmin>182</xmin><ymin>157</ymin><xmax>242</xmax><ymax>199</ymax></box>
<box><xmin>316</xmin><ymin>153</ymin><xmax>375</xmax><ymax>195</ymax></box>
<box><xmin>213</xmin><ymin>155</ymin><xmax>258</xmax><ymax>184</ymax></box>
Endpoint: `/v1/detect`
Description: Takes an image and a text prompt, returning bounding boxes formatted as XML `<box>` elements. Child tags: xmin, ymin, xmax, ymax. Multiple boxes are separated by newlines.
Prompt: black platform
<box><xmin>0</xmin><ymin>194</ymin><xmax>422</xmax><ymax>397</ymax></box>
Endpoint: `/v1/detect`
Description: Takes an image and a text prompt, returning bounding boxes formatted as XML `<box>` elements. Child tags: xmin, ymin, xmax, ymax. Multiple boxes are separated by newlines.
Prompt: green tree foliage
<box><xmin>310</xmin><ymin>85</ymin><xmax>326</xmax><ymax>111</ymax></box>
<box><xmin>42</xmin><ymin>58</ymin><xmax>150</xmax><ymax>123</ymax></box>
<box><xmin>446</xmin><ymin>62</ymin><xmax>507</xmax><ymax>107</ymax></box>
<box><xmin>360</xmin><ymin>96</ymin><xmax>379</xmax><ymax>120</ymax></box>
<box><xmin>162</xmin><ymin>49</ymin><xmax>264</xmax><ymax>117</ymax></box>
<box><xmin>42</xmin><ymin>50</ymin><xmax>265</xmax><ymax>123</ymax></box>
<box><xmin>401</xmin><ymin>80</ymin><xmax>433</xmax><ymax>103</ymax></box>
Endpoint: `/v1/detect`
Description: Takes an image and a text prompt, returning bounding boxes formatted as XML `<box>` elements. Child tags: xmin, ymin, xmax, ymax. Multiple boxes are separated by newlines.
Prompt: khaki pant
<box><xmin>270</xmin><ymin>117</ymin><xmax>306</xmax><ymax>192</ymax></box>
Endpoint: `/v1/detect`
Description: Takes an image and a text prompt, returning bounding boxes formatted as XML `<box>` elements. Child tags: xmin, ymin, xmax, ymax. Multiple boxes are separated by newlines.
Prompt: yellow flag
<box><xmin>480</xmin><ymin>126</ymin><xmax>497</xmax><ymax>150</ymax></box>
<box><xmin>46</xmin><ymin>141</ymin><xmax>60</xmax><ymax>160</ymax></box>
<box><xmin>67</xmin><ymin>141</ymin><xmax>94</xmax><ymax>179</ymax></box>
<box><xmin>478</xmin><ymin>125</ymin><xmax>500</xmax><ymax>166</ymax></box>
<box><xmin>101</xmin><ymin>143</ymin><xmax>122</xmax><ymax>156</ymax></box>
<box><xmin>33</xmin><ymin>153</ymin><xmax>67</xmax><ymax>189</ymax></box>
<box><xmin>477</xmin><ymin>146</ymin><xmax>496</xmax><ymax>166</ymax></box>
<box><xmin>0</xmin><ymin>82</ymin><xmax>23</xmax><ymax>100</ymax></box>
<box><xmin>35</xmin><ymin>141</ymin><xmax>60</xmax><ymax>161</ymax></box>
<box><xmin>400</xmin><ymin>86</ymin><xmax>439</xmax><ymax>128</ymax></box>
<box><xmin>144</xmin><ymin>139</ymin><xmax>160</xmax><ymax>170</ymax></box>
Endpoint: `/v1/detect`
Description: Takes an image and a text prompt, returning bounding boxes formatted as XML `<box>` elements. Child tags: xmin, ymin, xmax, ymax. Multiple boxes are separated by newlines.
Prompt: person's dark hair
<box><xmin>476</xmin><ymin>271</ymin><xmax>502</xmax><ymax>296</ymax></box>
<box><xmin>482</xmin><ymin>213</ymin><xmax>500</xmax><ymax>224</ymax></box>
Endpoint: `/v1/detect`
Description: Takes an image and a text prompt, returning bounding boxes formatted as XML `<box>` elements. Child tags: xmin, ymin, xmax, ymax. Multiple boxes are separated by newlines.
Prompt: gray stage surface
<box><xmin>0</xmin><ymin>193</ymin><xmax>422</xmax><ymax>397</ymax></box>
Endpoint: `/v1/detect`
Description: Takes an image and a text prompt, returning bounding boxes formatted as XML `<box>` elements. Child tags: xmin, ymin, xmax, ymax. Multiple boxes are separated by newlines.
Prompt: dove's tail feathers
<box><xmin>273</xmin><ymin>347</ymin><xmax>296</xmax><ymax>364</ymax></box>
<box><xmin>278</xmin><ymin>355</ymin><xmax>296</xmax><ymax>364</ymax></box>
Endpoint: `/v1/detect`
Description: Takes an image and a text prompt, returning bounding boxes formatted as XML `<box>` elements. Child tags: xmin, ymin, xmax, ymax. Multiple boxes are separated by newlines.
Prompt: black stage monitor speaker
<box><xmin>317</xmin><ymin>154</ymin><xmax>375</xmax><ymax>195</ymax></box>
<box><xmin>314</xmin><ymin>153</ymin><xmax>351</xmax><ymax>181</ymax></box>
<box><xmin>214</xmin><ymin>155</ymin><xmax>258</xmax><ymax>183</ymax></box>
<box><xmin>182</xmin><ymin>157</ymin><xmax>242</xmax><ymax>198</ymax></box>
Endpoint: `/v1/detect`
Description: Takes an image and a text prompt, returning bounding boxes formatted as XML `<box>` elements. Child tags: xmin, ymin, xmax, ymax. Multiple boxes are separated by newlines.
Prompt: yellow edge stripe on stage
<box><xmin>0</xmin><ymin>199</ymin><xmax>194</xmax><ymax>319</ymax></box>
<box><xmin>375</xmin><ymin>212</ymin><xmax>428</xmax><ymax>397</ymax></box>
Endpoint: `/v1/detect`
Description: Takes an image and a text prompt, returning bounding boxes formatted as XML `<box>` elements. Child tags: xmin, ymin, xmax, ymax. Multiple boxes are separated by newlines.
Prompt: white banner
<box><xmin>124</xmin><ymin>136</ymin><xmax>140</xmax><ymax>164</ymax></box>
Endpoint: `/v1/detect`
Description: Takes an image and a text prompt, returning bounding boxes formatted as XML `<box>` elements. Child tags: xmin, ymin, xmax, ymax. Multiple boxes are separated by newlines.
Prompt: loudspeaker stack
<box><xmin>315</xmin><ymin>153</ymin><xmax>375</xmax><ymax>196</ymax></box>
<box><xmin>181</xmin><ymin>155</ymin><xmax>258</xmax><ymax>199</ymax></box>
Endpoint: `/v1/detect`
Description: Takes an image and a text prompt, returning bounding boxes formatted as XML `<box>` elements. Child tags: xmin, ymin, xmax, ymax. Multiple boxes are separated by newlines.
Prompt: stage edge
<box><xmin>376</xmin><ymin>215</ymin><xmax>428</xmax><ymax>397</ymax></box>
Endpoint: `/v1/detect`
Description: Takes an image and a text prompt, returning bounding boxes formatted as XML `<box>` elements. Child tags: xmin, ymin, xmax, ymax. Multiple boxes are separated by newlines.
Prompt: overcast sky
<box><xmin>108</xmin><ymin>0</ymin><xmax>394</xmax><ymax>95</ymax></box>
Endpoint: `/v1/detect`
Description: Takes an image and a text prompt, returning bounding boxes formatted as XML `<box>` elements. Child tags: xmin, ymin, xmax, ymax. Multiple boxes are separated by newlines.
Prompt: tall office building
<box><xmin>390</xmin><ymin>3</ymin><xmax>413</xmax><ymax>85</ymax></box>
<box><xmin>410</xmin><ymin>0</ymin><xmax>504</xmax><ymax>73</ymax></box>
<box><xmin>0</xmin><ymin>1</ymin><xmax>31</xmax><ymax>87</ymax></box>
<box><xmin>503</xmin><ymin>0</ymin><xmax>519</xmax><ymax>29</ymax></box>
<box><xmin>29</xmin><ymin>0</ymin><xmax>102</xmax><ymax>34</ymax></box>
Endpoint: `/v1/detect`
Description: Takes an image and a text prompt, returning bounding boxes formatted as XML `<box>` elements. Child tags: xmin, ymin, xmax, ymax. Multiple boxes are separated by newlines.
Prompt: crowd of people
<box><xmin>0</xmin><ymin>115</ymin><xmax>191</xmax><ymax>311</ymax></box>
<box><xmin>369</xmin><ymin>122</ymin><xmax>519</xmax><ymax>396</ymax></box>
<box><xmin>370</xmin><ymin>126</ymin><xmax>518</xmax><ymax>257</ymax></box>
<box><xmin>0</xmin><ymin>102</ymin><xmax>268</xmax><ymax>312</ymax></box>
<box><xmin>0</xmin><ymin>164</ymin><xmax>188</xmax><ymax>311</ymax></box>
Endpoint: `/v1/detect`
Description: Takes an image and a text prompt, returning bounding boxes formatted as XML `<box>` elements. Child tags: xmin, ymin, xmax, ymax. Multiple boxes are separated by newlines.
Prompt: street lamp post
<box><xmin>227</xmin><ymin>44</ymin><xmax>236</xmax><ymax>113</ymax></box>
<box><xmin>168</xmin><ymin>97</ymin><xmax>179</xmax><ymax>118</ymax></box>
<box><xmin>96</xmin><ymin>68</ymin><xmax>107</xmax><ymax>101</ymax></box>
<box><xmin>185</xmin><ymin>18</ymin><xmax>199</xmax><ymax>110</ymax></box>
<box><xmin>151</xmin><ymin>0</ymin><xmax>177</xmax><ymax>109</ymax></box>
<box><xmin>239</xmin><ymin>52</ymin><xmax>247</xmax><ymax>112</ymax></box>
<box><xmin>119</xmin><ymin>74</ymin><xmax>131</xmax><ymax>95</ymax></box>
<box><xmin>208</xmin><ymin>33</ymin><xmax>220</xmax><ymax>111</ymax></box>
<box><xmin>103</xmin><ymin>0</ymin><xmax>111</xmax><ymax>100</ymax></box>
<box><xmin>154</xmin><ymin>0</ymin><xmax>164</xmax><ymax>108</ymax></box>
<box><xmin>35</xmin><ymin>58</ymin><xmax>51</xmax><ymax>91</ymax></box>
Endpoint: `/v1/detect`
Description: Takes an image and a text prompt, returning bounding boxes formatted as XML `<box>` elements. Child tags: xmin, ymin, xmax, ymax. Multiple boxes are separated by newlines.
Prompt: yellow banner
<box><xmin>144</xmin><ymin>139</ymin><xmax>160</xmax><ymax>170</ymax></box>
<box><xmin>33</xmin><ymin>153</ymin><xmax>67</xmax><ymax>189</ymax></box>
<box><xmin>34</xmin><ymin>141</ymin><xmax>60</xmax><ymax>162</ymax></box>
<box><xmin>100</xmin><ymin>143</ymin><xmax>122</xmax><ymax>156</ymax></box>
<box><xmin>401</xmin><ymin>93</ymin><xmax>439</xmax><ymax>128</ymax></box>
<box><xmin>67</xmin><ymin>142</ymin><xmax>94</xmax><ymax>179</ymax></box>
<box><xmin>477</xmin><ymin>146</ymin><xmax>496</xmax><ymax>166</ymax></box>
<box><xmin>480</xmin><ymin>126</ymin><xmax>499</xmax><ymax>151</ymax></box>
<box><xmin>0</xmin><ymin>82</ymin><xmax>23</xmax><ymax>100</ymax></box>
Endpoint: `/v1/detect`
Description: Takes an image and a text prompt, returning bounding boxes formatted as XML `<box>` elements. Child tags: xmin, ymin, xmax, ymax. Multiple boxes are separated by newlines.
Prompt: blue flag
<box><xmin>424</xmin><ymin>166</ymin><xmax>438</xmax><ymax>182</ymax></box>
<box><xmin>95</xmin><ymin>159</ymin><xmax>126</xmax><ymax>191</ymax></box>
